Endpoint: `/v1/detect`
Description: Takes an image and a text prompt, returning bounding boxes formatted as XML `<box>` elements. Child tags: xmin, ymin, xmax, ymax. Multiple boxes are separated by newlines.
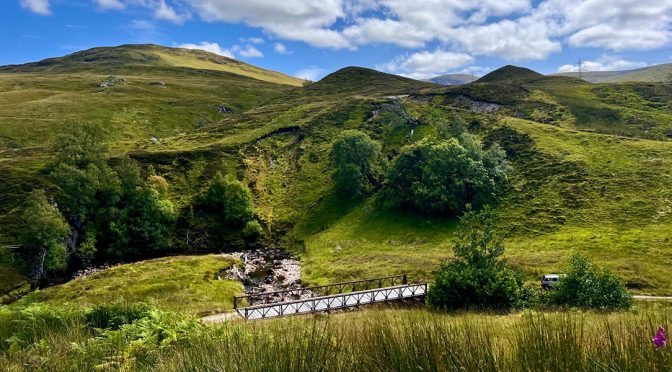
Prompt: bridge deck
<box><xmin>236</xmin><ymin>283</ymin><xmax>427</xmax><ymax>320</ymax></box>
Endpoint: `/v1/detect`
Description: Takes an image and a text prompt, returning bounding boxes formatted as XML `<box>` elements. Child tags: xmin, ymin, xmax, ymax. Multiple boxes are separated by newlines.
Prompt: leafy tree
<box><xmin>331</xmin><ymin>130</ymin><xmax>383</xmax><ymax>197</ymax></box>
<box><xmin>20</xmin><ymin>190</ymin><xmax>71</xmax><ymax>284</ymax></box>
<box><xmin>381</xmin><ymin>132</ymin><xmax>509</xmax><ymax>215</ymax></box>
<box><xmin>50</xmin><ymin>162</ymin><xmax>121</xmax><ymax>221</ymax></box>
<box><xmin>109</xmin><ymin>187</ymin><xmax>176</xmax><ymax>258</ymax></box>
<box><xmin>204</xmin><ymin>172</ymin><xmax>254</xmax><ymax>226</ymax></box>
<box><xmin>428</xmin><ymin>207</ymin><xmax>524</xmax><ymax>310</ymax></box>
<box><xmin>52</xmin><ymin>123</ymin><xmax>108</xmax><ymax>168</ymax></box>
<box><xmin>548</xmin><ymin>253</ymin><xmax>633</xmax><ymax>310</ymax></box>
<box><xmin>76</xmin><ymin>231</ymin><xmax>97</xmax><ymax>267</ymax></box>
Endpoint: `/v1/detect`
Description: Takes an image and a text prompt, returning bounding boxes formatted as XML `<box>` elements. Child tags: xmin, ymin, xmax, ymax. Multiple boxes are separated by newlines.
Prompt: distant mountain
<box><xmin>476</xmin><ymin>65</ymin><xmax>543</xmax><ymax>83</ymax></box>
<box><xmin>0</xmin><ymin>44</ymin><xmax>303</xmax><ymax>86</ymax></box>
<box><xmin>425</xmin><ymin>73</ymin><xmax>478</xmax><ymax>85</ymax></box>
<box><xmin>553</xmin><ymin>63</ymin><xmax>672</xmax><ymax>83</ymax></box>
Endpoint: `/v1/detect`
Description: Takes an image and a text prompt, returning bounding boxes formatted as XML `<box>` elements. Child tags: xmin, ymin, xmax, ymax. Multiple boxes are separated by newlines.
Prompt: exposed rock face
<box><xmin>218</xmin><ymin>104</ymin><xmax>234</xmax><ymax>114</ymax></box>
<box><xmin>97</xmin><ymin>76</ymin><xmax>125</xmax><ymax>88</ymax></box>
<box><xmin>455</xmin><ymin>95</ymin><xmax>501</xmax><ymax>114</ymax></box>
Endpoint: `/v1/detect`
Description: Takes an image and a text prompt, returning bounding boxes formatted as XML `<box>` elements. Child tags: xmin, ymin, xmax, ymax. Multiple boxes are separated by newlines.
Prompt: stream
<box><xmin>222</xmin><ymin>249</ymin><xmax>315</xmax><ymax>306</ymax></box>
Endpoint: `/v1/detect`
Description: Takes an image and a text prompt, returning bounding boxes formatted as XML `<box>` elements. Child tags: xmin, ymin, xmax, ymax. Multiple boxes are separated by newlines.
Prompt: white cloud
<box><xmin>241</xmin><ymin>37</ymin><xmax>264</xmax><ymax>44</ymax></box>
<box><xmin>154</xmin><ymin>0</ymin><xmax>189</xmax><ymax>23</ymax></box>
<box><xmin>177</xmin><ymin>42</ymin><xmax>234</xmax><ymax>58</ymax></box>
<box><xmin>176</xmin><ymin>42</ymin><xmax>264</xmax><ymax>59</ymax></box>
<box><xmin>20</xmin><ymin>0</ymin><xmax>51</xmax><ymax>15</ymax></box>
<box><xmin>294</xmin><ymin>66</ymin><xmax>325</xmax><ymax>81</ymax></box>
<box><xmin>233</xmin><ymin>44</ymin><xmax>264</xmax><ymax>58</ymax></box>
<box><xmin>557</xmin><ymin>56</ymin><xmax>648</xmax><ymax>73</ymax></box>
<box><xmin>131</xmin><ymin>19</ymin><xmax>155</xmax><ymax>31</ymax></box>
<box><xmin>273</xmin><ymin>42</ymin><xmax>290</xmax><ymax>54</ymax></box>
<box><xmin>537</xmin><ymin>0</ymin><xmax>672</xmax><ymax>50</ymax></box>
<box><xmin>189</xmin><ymin>0</ymin><xmax>350</xmax><ymax>48</ymax></box>
<box><xmin>90</xmin><ymin>0</ymin><xmax>672</xmax><ymax>64</ymax></box>
<box><xmin>377</xmin><ymin>50</ymin><xmax>474</xmax><ymax>79</ymax></box>
<box><xmin>95</xmin><ymin>0</ymin><xmax>126</xmax><ymax>10</ymax></box>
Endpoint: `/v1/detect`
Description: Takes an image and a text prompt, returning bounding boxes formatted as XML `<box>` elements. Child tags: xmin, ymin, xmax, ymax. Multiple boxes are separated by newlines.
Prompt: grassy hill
<box><xmin>0</xmin><ymin>44</ymin><xmax>303</xmax><ymax>86</ymax></box>
<box><xmin>476</xmin><ymin>65</ymin><xmax>544</xmax><ymax>83</ymax></box>
<box><xmin>2</xmin><ymin>54</ymin><xmax>672</xmax><ymax>306</ymax></box>
<box><xmin>555</xmin><ymin>63</ymin><xmax>672</xmax><ymax>83</ymax></box>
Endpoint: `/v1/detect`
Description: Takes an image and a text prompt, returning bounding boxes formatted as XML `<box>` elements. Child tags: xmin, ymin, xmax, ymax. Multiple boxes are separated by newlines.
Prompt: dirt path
<box><xmin>633</xmin><ymin>295</ymin><xmax>672</xmax><ymax>301</ymax></box>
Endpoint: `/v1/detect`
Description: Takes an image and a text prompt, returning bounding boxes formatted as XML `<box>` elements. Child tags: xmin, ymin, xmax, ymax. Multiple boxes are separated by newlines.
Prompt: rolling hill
<box><xmin>2</xmin><ymin>51</ymin><xmax>672</xmax><ymax>308</ymax></box>
<box><xmin>554</xmin><ymin>63</ymin><xmax>672</xmax><ymax>83</ymax></box>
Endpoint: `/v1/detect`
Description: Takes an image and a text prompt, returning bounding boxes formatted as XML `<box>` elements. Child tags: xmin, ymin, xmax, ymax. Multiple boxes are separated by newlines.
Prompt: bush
<box><xmin>381</xmin><ymin>134</ymin><xmax>509</xmax><ymax>216</ymax></box>
<box><xmin>85</xmin><ymin>302</ymin><xmax>151</xmax><ymax>330</ymax></box>
<box><xmin>331</xmin><ymin>130</ymin><xmax>383</xmax><ymax>197</ymax></box>
<box><xmin>0</xmin><ymin>303</ymin><xmax>83</xmax><ymax>352</ymax></box>
<box><xmin>548</xmin><ymin>253</ymin><xmax>633</xmax><ymax>310</ymax></box>
<box><xmin>428</xmin><ymin>207</ymin><xmax>524</xmax><ymax>310</ymax></box>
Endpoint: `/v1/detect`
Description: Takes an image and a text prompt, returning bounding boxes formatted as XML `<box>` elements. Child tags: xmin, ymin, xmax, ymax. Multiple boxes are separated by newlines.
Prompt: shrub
<box><xmin>428</xmin><ymin>207</ymin><xmax>524</xmax><ymax>310</ymax></box>
<box><xmin>0</xmin><ymin>303</ymin><xmax>83</xmax><ymax>352</ymax></box>
<box><xmin>331</xmin><ymin>130</ymin><xmax>383</xmax><ymax>197</ymax></box>
<box><xmin>85</xmin><ymin>302</ymin><xmax>152</xmax><ymax>330</ymax></box>
<box><xmin>548</xmin><ymin>253</ymin><xmax>633</xmax><ymax>310</ymax></box>
<box><xmin>381</xmin><ymin>134</ymin><xmax>509</xmax><ymax>215</ymax></box>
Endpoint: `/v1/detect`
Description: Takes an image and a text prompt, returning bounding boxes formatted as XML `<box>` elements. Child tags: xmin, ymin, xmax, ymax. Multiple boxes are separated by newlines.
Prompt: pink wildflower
<box><xmin>652</xmin><ymin>326</ymin><xmax>666</xmax><ymax>348</ymax></box>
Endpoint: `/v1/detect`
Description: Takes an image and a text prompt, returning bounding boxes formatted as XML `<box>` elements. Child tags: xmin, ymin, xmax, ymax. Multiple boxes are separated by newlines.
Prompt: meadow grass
<box><xmin>17</xmin><ymin>255</ymin><xmax>243</xmax><ymax>315</ymax></box>
<box><xmin>1</xmin><ymin>303</ymin><xmax>671</xmax><ymax>371</ymax></box>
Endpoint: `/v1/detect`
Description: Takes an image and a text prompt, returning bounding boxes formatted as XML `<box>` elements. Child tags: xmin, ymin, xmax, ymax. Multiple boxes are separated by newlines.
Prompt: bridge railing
<box><xmin>233</xmin><ymin>274</ymin><xmax>408</xmax><ymax>309</ymax></box>
<box><xmin>237</xmin><ymin>283</ymin><xmax>427</xmax><ymax>320</ymax></box>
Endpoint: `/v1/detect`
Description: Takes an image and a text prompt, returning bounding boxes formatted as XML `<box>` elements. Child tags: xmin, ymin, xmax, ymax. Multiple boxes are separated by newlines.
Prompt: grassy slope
<box><xmin>211</xmin><ymin>70</ymin><xmax>672</xmax><ymax>294</ymax></box>
<box><xmin>555</xmin><ymin>63</ymin><xmax>672</xmax><ymax>83</ymax></box>
<box><xmin>19</xmin><ymin>255</ymin><xmax>242</xmax><ymax>315</ymax></box>
<box><xmin>0</xmin><ymin>45</ymin><xmax>297</xmax><ymax>298</ymax></box>
<box><xmin>3</xmin><ymin>58</ymin><xmax>672</xmax><ymax>306</ymax></box>
<box><xmin>0</xmin><ymin>44</ymin><xmax>303</xmax><ymax>86</ymax></box>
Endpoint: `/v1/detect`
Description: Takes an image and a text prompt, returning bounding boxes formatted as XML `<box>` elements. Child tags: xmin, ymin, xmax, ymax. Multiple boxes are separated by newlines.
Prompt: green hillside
<box><xmin>19</xmin><ymin>255</ymin><xmax>242</xmax><ymax>315</ymax></box>
<box><xmin>555</xmin><ymin>63</ymin><xmax>672</xmax><ymax>83</ymax></box>
<box><xmin>2</xmin><ymin>53</ymin><xmax>672</xmax><ymax>307</ymax></box>
<box><xmin>476</xmin><ymin>65</ymin><xmax>544</xmax><ymax>83</ymax></box>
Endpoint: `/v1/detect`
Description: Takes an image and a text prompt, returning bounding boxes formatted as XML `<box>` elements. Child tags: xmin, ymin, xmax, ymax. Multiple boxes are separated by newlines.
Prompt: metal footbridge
<box><xmin>233</xmin><ymin>275</ymin><xmax>427</xmax><ymax>320</ymax></box>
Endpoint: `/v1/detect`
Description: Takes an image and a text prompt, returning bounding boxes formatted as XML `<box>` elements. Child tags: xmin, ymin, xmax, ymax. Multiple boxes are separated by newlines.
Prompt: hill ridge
<box><xmin>0</xmin><ymin>44</ymin><xmax>303</xmax><ymax>86</ymax></box>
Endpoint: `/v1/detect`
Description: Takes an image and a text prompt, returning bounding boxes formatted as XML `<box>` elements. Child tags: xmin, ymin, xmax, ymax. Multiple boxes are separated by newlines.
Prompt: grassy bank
<box><xmin>18</xmin><ymin>255</ymin><xmax>243</xmax><ymax>315</ymax></box>
<box><xmin>1</xmin><ymin>304</ymin><xmax>670</xmax><ymax>371</ymax></box>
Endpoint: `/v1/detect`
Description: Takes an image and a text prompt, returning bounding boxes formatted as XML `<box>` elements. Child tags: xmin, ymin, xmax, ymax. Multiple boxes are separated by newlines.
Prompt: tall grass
<box><xmin>1</xmin><ymin>304</ymin><xmax>671</xmax><ymax>371</ymax></box>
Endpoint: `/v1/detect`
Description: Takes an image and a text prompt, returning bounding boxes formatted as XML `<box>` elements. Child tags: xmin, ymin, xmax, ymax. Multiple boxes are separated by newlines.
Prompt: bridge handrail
<box><xmin>237</xmin><ymin>282</ymin><xmax>427</xmax><ymax>319</ymax></box>
<box><xmin>233</xmin><ymin>274</ymin><xmax>408</xmax><ymax>309</ymax></box>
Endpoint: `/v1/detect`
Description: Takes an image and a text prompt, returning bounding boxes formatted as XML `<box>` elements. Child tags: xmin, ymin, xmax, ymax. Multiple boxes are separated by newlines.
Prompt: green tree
<box><xmin>549</xmin><ymin>253</ymin><xmax>633</xmax><ymax>310</ymax></box>
<box><xmin>382</xmin><ymin>133</ymin><xmax>509</xmax><ymax>215</ymax></box>
<box><xmin>20</xmin><ymin>190</ymin><xmax>71</xmax><ymax>284</ymax></box>
<box><xmin>428</xmin><ymin>207</ymin><xmax>523</xmax><ymax>310</ymax></box>
<box><xmin>204</xmin><ymin>172</ymin><xmax>254</xmax><ymax>226</ymax></box>
<box><xmin>109</xmin><ymin>188</ymin><xmax>176</xmax><ymax>258</ymax></box>
<box><xmin>52</xmin><ymin>123</ymin><xmax>108</xmax><ymax>168</ymax></box>
<box><xmin>331</xmin><ymin>130</ymin><xmax>383</xmax><ymax>197</ymax></box>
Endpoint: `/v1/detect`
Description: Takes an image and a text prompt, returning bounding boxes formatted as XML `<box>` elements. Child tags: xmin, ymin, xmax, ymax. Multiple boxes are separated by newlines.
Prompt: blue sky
<box><xmin>2</xmin><ymin>0</ymin><xmax>671</xmax><ymax>80</ymax></box>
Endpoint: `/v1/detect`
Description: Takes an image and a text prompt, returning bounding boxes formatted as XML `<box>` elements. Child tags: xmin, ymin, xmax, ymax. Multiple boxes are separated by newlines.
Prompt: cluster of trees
<box><xmin>332</xmin><ymin>114</ymin><xmax>509</xmax><ymax>216</ymax></box>
<box><xmin>427</xmin><ymin>208</ymin><xmax>632</xmax><ymax>311</ymax></box>
<box><xmin>331</xmin><ymin>113</ymin><xmax>631</xmax><ymax>311</ymax></box>
<box><xmin>20</xmin><ymin>124</ymin><xmax>258</xmax><ymax>285</ymax></box>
